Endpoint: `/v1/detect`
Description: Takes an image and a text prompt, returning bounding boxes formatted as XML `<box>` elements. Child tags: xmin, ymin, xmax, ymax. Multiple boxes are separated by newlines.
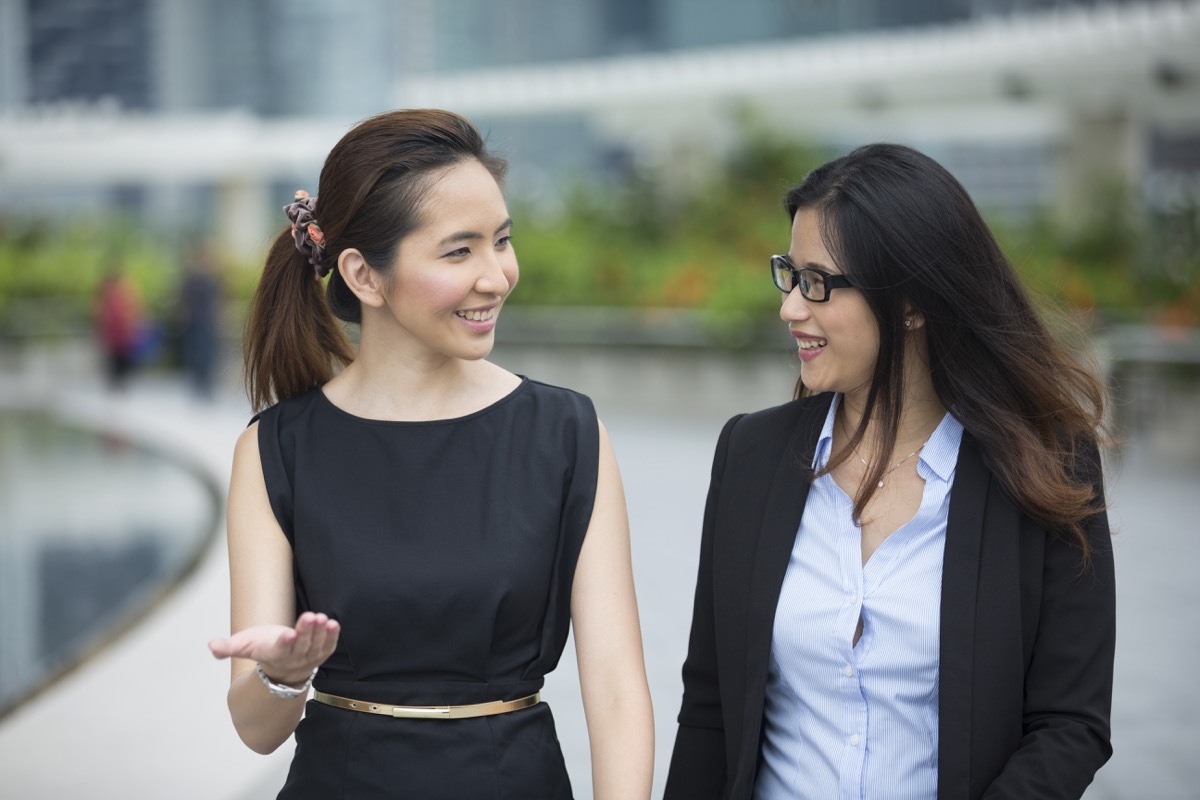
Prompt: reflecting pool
<box><xmin>0</xmin><ymin>410</ymin><xmax>217</xmax><ymax>718</ymax></box>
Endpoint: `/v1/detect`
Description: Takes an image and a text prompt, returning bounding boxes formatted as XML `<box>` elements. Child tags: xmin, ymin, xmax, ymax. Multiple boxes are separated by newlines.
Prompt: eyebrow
<box><xmin>787</xmin><ymin>255</ymin><xmax>837</xmax><ymax>273</ymax></box>
<box><xmin>437</xmin><ymin>218</ymin><xmax>513</xmax><ymax>248</ymax></box>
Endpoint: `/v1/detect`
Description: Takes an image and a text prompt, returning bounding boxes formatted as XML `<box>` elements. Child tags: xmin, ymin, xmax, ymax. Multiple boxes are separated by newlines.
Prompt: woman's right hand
<box><xmin>208</xmin><ymin>611</ymin><xmax>340</xmax><ymax>685</ymax></box>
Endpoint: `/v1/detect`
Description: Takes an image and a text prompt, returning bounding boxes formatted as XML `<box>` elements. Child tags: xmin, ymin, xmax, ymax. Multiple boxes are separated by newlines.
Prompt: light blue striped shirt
<box><xmin>755</xmin><ymin>396</ymin><xmax>964</xmax><ymax>800</ymax></box>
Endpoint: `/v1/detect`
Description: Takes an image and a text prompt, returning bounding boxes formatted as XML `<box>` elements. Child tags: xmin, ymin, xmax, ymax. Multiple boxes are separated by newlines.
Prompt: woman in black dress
<box><xmin>208</xmin><ymin>109</ymin><xmax>654</xmax><ymax>799</ymax></box>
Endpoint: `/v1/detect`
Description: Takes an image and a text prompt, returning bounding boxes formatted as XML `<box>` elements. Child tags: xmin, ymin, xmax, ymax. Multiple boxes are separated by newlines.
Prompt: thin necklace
<box><xmin>858</xmin><ymin>442</ymin><xmax>927</xmax><ymax>488</ymax></box>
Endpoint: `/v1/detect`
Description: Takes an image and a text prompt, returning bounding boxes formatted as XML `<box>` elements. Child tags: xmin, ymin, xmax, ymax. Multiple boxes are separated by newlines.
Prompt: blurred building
<box><xmin>0</xmin><ymin>0</ymin><xmax>1198</xmax><ymax>252</ymax></box>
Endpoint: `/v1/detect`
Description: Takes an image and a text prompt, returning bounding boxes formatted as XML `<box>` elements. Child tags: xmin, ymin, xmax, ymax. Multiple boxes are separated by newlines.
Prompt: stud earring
<box><xmin>904</xmin><ymin>319</ymin><xmax>912</xmax><ymax>328</ymax></box>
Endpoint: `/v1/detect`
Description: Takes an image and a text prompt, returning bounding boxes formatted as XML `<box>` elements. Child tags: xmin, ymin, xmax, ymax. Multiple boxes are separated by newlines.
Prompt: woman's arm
<box><xmin>571</xmin><ymin>420</ymin><xmax>655</xmax><ymax>800</ymax></box>
<box><xmin>984</xmin><ymin>448</ymin><xmax>1115</xmax><ymax>799</ymax></box>
<box><xmin>663</xmin><ymin>414</ymin><xmax>739</xmax><ymax>800</ymax></box>
<box><xmin>207</xmin><ymin>423</ymin><xmax>340</xmax><ymax>755</ymax></box>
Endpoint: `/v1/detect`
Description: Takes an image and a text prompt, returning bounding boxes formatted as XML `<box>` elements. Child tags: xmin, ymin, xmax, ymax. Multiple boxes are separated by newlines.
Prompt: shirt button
<box><xmin>842</xmin><ymin>665</ymin><xmax>854</xmax><ymax>677</ymax></box>
<box><xmin>850</xmin><ymin>734</ymin><xmax>862</xmax><ymax>746</ymax></box>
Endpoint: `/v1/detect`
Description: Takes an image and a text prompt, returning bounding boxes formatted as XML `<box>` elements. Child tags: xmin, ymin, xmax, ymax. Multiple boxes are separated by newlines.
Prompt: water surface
<box><xmin>0</xmin><ymin>410</ymin><xmax>217</xmax><ymax>717</ymax></box>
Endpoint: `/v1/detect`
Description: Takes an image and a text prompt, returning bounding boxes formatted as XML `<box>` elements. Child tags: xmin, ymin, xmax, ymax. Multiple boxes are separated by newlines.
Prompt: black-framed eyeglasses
<box><xmin>770</xmin><ymin>254</ymin><xmax>856</xmax><ymax>302</ymax></box>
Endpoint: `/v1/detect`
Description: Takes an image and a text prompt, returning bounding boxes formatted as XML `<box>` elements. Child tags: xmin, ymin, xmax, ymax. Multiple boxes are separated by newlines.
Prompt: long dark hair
<box><xmin>784</xmin><ymin>143</ymin><xmax>1106</xmax><ymax>556</ymax></box>
<box><xmin>244</xmin><ymin>109</ymin><xmax>508</xmax><ymax>410</ymax></box>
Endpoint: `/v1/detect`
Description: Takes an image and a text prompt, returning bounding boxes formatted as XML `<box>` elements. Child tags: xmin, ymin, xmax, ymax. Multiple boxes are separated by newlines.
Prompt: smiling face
<box><xmin>781</xmin><ymin>208</ymin><xmax>880</xmax><ymax>400</ymax></box>
<box><xmin>374</xmin><ymin>159</ymin><xmax>518</xmax><ymax>363</ymax></box>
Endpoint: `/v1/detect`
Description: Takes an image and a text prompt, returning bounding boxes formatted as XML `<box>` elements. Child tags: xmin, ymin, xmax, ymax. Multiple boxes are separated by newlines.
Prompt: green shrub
<box><xmin>1</xmin><ymin>131</ymin><xmax>1196</xmax><ymax>340</ymax></box>
<box><xmin>0</xmin><ymin>218</ymin><xmax>180</xmax><ymax>336</ymax></box>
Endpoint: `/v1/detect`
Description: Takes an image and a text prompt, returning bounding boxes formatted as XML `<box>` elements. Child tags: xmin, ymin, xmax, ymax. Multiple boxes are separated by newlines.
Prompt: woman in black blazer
<box><xmin>665</xmin><ymin>144</ymin><xmax>1114</xmax><ymax>800</ymax></box>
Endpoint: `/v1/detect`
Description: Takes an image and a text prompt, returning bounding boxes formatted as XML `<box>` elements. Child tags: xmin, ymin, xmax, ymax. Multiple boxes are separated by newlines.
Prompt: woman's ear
<box><xmin>903</xmin><ymin>304</ymin><xmax>926</xmax><ymax>331</ymax></box>
<box><xmin>338</xmin><ymin>248</ymin><xmax>386</xmax><ymax>308</ymax></box>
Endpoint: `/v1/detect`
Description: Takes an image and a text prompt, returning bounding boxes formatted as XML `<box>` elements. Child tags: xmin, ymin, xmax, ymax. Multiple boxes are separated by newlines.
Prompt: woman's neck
<box><xmin>839</xmin><ymin>376</ymin><xmax>946</xmax><ymax>456</ymax></box>
<box><xmin>324</xmin><ymin>330</ymin><xmax>510</xmax><ymax>422</ymax></box>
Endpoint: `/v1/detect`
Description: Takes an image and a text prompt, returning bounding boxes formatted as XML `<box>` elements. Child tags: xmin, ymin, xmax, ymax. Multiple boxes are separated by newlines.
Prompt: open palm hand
<box><xmin>209</xmin><ymin>611</ymin><xmax>340</xmax><ymax>685</ymax></box>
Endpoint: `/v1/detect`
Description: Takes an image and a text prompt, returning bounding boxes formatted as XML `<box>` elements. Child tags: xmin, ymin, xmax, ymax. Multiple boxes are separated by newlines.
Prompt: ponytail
<box><xmin>243</xmin><ymin>229</ymin><xmax>354</xmax><ymax>411</ymax></box>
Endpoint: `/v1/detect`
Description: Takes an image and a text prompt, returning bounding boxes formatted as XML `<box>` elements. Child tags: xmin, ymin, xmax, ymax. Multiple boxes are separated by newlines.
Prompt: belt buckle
<box><xmin>392</xmin><ymin>704</ymin><xmax>451</xmax><ymax>719</ymax></box>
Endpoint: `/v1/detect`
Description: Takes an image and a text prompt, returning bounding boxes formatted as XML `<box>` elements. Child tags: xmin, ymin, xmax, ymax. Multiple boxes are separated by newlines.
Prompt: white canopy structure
<box><xmin>0</xmin><ymin>1</ymin><xmax>1197</xmax><ymax>252</ymax></box>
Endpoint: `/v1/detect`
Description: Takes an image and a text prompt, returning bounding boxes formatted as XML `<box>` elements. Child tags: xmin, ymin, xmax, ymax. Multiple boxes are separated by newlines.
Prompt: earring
<box><xmin>904</xmin><ymin>319</ymin><xmax>912</xmax><ymax>328</ymax></box>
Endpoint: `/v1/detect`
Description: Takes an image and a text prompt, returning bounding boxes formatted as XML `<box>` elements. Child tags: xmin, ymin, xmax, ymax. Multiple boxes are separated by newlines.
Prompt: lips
<box><xmin>791</xmin><ymin>329</ymin><xmax>827</xmax><ymax>348</ymax></box>
<box><xmin>791</xmin><ymin>331</ymin><xmax>826</xmax><ymax>362</ymax></box>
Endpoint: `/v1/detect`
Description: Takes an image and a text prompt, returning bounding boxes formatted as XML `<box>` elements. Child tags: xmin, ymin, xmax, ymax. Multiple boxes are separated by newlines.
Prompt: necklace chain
<box><xmin>857</xmin><ymin>443</ymin><xmax>927</xmax><ymax>488</ymax></box>
<box><xmin>836</xmin><ymin>411</ymin><xmax>934</xmax><ymax>489</ymax></box>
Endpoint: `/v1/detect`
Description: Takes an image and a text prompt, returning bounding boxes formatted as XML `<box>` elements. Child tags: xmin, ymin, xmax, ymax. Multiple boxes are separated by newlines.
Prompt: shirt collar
<box><xmin>812</xmin><ymin>395</ymin><xmax>840</xmax><ymax>471</ymax></box>
<box><xmin>813</xmin><ymin>394</ymin><xmax>964</xmax><ymax>482</ymax></box>
<box><xmin>918</xmin><ymin>411</ymin><xmax>964</xmax><ymax>483</ymax></box>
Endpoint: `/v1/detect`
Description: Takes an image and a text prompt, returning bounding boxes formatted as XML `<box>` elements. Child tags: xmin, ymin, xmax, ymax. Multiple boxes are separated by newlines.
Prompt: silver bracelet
<box><xmin>255</xmin><ymin>663</ymin><xmax>318</xmax><ymax>699</ymax></box>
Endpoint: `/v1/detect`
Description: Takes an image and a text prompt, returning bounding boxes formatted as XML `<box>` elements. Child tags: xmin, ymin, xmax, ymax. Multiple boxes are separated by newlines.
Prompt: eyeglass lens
<box><xmin>774</xmin><ymin>258</ymin><xmax>826</xmax><ymax>301</ymax></box>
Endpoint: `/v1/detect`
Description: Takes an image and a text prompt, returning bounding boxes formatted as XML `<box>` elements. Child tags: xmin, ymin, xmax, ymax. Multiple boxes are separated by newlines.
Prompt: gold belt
<box><xmin>312</xmin><ymin>690</ymin><xmax>541</xmax><ymax>720</ymax></box>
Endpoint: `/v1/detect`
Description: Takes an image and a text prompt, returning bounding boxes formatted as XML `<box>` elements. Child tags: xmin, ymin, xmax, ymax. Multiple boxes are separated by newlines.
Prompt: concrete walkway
<box><xmin>0</xmin><ymin>345</ymin><xmax>1196</xmax><ymax>798</ymax></box>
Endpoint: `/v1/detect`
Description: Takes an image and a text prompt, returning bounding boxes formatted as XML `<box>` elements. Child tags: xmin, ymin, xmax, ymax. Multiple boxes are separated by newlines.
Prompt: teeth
<box><xmin>456</xmin><ymin>309</ymin><xmax>494</xmax><ymax>322</ymax></box>
<box><xmin>797</xmin><ymin>339</ymin><xmax>827</xmax><ymax>350</ymax></box>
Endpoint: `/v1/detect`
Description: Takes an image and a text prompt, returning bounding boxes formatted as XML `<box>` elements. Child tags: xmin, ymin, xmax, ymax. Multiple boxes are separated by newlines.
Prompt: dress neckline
<box><xmin>314</xmin><ymin>376</ymin><xmax>529</xmax><ymax>427</ymax></box>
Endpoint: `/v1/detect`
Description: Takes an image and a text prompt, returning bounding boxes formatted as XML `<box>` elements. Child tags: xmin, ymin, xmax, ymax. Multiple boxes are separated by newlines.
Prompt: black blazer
<box><xmin>664</xmin><ymin>394</ymin><xmax>1114</xmax><ymax>800</ymax></box>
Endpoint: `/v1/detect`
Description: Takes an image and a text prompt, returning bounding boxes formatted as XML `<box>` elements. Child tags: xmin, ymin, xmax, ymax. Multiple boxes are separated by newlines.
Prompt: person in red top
<box><xmin>95</xmin><ymin>266</ymin><xmax>141</xmax><ymax>389</ymax></box>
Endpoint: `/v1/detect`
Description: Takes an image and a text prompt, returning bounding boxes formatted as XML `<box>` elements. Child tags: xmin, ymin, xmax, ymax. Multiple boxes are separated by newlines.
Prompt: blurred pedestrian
<box><xmin>207</xmin><ymin>109</ymin><xmax>653</xmax><ymax>799</ymax></box>
<box><xmin>665</xmin><ymin>143</ymin><xmax>1115</xmax><ymax>800</ymax></box>
<box><xmin>94</xmin><ymin>263</ymin><xmax>142</xmax><ymax>390</ymax></box>
<box><xmin>177</xmin><ymin>242</ymin><xmax>222</xmax><ymax>398</ymax></box>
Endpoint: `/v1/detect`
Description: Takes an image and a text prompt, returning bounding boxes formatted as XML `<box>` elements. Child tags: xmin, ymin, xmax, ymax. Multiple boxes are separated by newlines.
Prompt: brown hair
<box><xmin>785</xmin><ymin>144</ymin><xmax>1107</xmax><ymax>561</ymax></box>
<box><xmin>243</xmin><ymin>109</ymin><xmax>507</xmax><ymax>410</ymax></box>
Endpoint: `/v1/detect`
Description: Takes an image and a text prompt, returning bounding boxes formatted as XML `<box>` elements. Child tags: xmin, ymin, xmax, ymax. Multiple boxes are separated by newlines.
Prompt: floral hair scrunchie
<box><xmin>284</xmin><ymin>190</ymin><xmax>330</xmax><ymax>278</ymax></box>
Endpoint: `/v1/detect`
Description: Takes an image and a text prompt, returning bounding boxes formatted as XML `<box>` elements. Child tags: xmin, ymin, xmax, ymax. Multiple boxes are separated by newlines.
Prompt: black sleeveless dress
<box><xmin>255</xmin><ymin>378</ymin><xmax>598</xmax><ymax>799</ymax></box>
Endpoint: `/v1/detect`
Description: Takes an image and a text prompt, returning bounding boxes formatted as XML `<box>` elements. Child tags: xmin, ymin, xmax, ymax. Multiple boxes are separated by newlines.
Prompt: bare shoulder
<box><xmin>231</xmin><ymin>421</ymin><xmax>263</xmax><ymax>482</ymax></box>
<box><xmin>236</xmin><ymin>419</ymin><xmax>260</xmax><ymax>449</ymax></box>
<box><xmin>593</xmin><ymin>417</ymin><xmax>623</xmax><ymax>485</ymax></box>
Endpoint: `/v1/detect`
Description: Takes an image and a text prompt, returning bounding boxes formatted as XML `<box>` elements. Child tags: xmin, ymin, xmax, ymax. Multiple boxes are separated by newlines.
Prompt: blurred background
<box><xmin>0</xmin><ymin>0</ymin><xmax>1198</xmax><ymax>798</ymax></box>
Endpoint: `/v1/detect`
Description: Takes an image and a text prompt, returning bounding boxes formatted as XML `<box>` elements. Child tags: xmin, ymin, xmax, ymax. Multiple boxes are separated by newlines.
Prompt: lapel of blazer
<box><xmin>735</xmin><ymin>394</ymin><xmax>830</xmax><ymax>794</ymax></box>
<box><xmin>937</xmin><ymin>431</ymin><xmax>989</xmax><ymax>800</ymax></box>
